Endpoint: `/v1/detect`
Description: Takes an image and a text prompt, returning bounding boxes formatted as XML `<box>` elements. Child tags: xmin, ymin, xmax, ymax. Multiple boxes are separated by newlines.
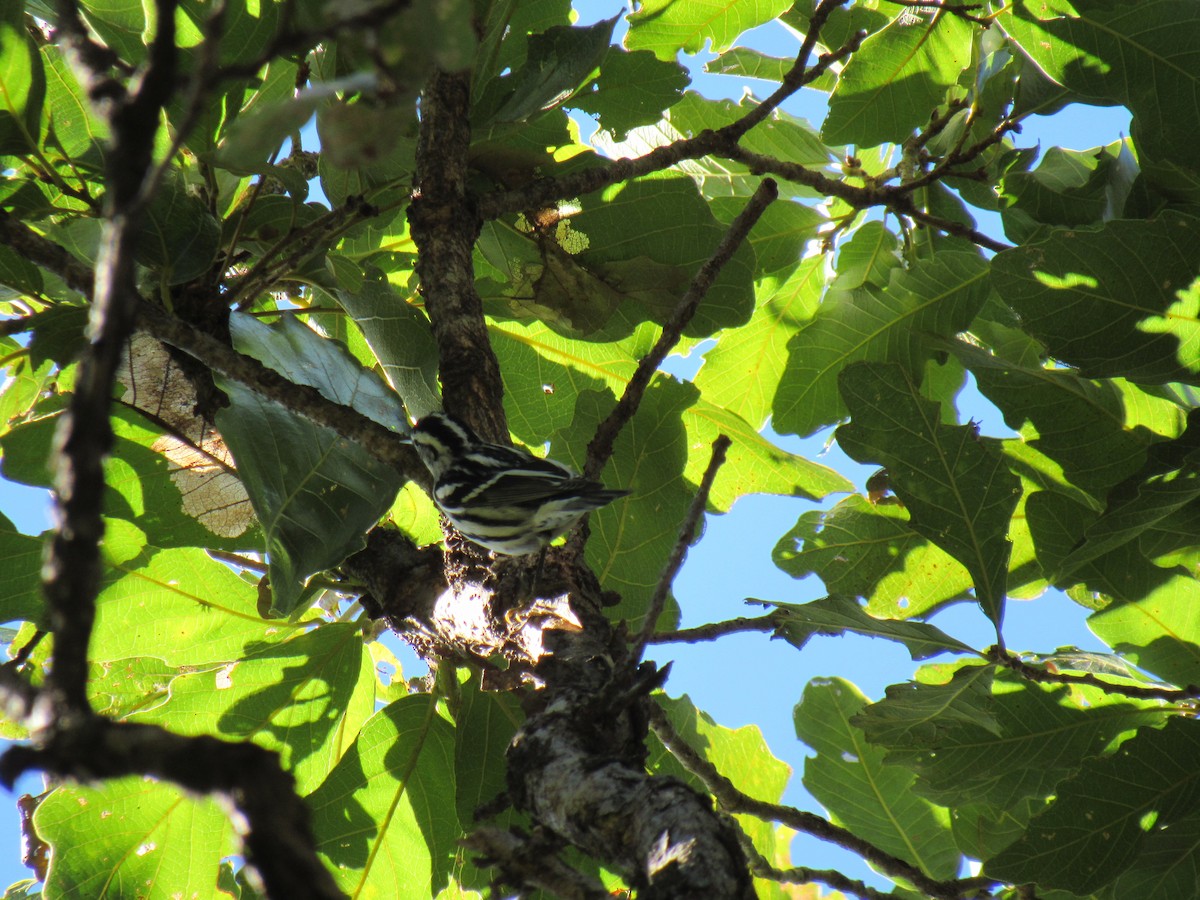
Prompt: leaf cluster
<box><xmin>2</xmin><ymin>0</ymin><xmax>1200</xmax><ymax>897</ymax></box>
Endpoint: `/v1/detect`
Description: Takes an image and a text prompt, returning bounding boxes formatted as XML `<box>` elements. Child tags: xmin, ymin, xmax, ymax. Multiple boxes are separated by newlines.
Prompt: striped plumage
<box><xmin>410</xmin><ymin>413</ymin><xmax>630</xmax><ymax>556</ymax></box>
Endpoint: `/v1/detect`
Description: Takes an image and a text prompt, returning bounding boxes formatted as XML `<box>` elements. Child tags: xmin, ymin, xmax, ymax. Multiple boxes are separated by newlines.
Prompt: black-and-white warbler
<box><xmin>410</xmin><ymin>412</ymin><xmax>630</xmax><ymax>556</ymax></box>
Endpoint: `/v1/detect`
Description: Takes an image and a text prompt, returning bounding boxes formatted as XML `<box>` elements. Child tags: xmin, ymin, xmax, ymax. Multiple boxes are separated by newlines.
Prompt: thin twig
<box><xmin>646</xmin><ymin>613</ymin><xmax>780</xmax><ymax>645</ymax></box>
<box><xmin>631</xmin><ymin>436</ymin><xmax>732</xmax><ymax>662</ymax></box>
<box><xmin>892</xmin><ymin>200</ymin><xmax>1011</xmax><ymax>252</ymax></box>
<box><xmin>722</xmin><ymin>0</ymin><xmax>855</xmax><ymax>140</ymax></box>
<box><xmin>647</xmin><ymin>702</ymin><xmax>994</xmax><ymax>900</ymax></box>
<box><xmin>5</xmin><ymin>632</ymin><xmax>46</xmax><ymax>671</ymax></box>
<box><xmin>745</xmin><ymin>852</ymin><xmax>896</xmax><ymax>900</ymax></box>
<box><xmin>987</xmin><ymin>647</ymin><xmax>1200</xmax><ymax>702</ymax></box>
<box><xmin>584</xmin><ymin>179</ymin><xmax>777</xmax><ymax>479</ymax></box>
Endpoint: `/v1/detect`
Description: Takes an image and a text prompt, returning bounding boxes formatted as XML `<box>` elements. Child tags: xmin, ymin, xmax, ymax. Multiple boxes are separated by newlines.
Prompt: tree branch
<box><xmin>0</xmin><ymin>212</ymin><xmax>426</xmax><ymax>484</ymax></box>
<box><xmin>4</xmin><ymin>7</ymin><xmax>359</xmax><ymax>895</ymax></box>
<box><xmin>987</xmin><ymin>646</ymin><xmax>1200</xmax><ymax>702</ymax></box>
<box><xmin>631</xmin><ymin>436</ymin><xmax>731</xmax><ymax>661</ymax></box>
<box><xmin>0</xmin><ymin>718</ymin><xmax>344</xmax><ymax>900</ymax></box>
<box><xmin>647</xmin><ymin>702</ymin><xmax>995</xmax><ymax>900</ymax></box>
<box><xmin>646</xmin><ymin>613</ymin><xmax>781</xmax><ymax>645</ymax></box>
<box><xmin>584</xmin><ymin>179</ymin><xmax>777</xmax><ymax>479</ymax></box>
<box><xmin>409</xmin><ymin>70</ymin><xmax>507</xmax><ymax>441</ymax></box>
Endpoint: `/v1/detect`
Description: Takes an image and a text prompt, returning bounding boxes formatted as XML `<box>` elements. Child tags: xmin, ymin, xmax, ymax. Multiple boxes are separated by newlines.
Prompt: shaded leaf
<box><xmin>949</xmin><ymin>339</ymin><xmax>1185</xmax><ymax>500</ymax></box>
<box><xmin>215</xmin><ymin>314</ymin><xmax>404</xmax><ymax>614</ymax></box>
<box><xmin>0</xmin><ymin>513</ymin><xmax>45</xmax><ymax>626</ymax></box>
<box><xmin>855</xmin><ymin>665</ymin><xmax>1163</xmax><ymax>812</ymax></box>
<box><xmin>989</xmin><ymin>212</ymin><xmax>1200</xmax><ymax>384</ymax></box>
<box><xmin>492</xmin><ymin>16</ymin><xmax>616</xmax><ymax>123</ymax></box>
<box><xmin>0</xmin><ymin>17</ymin><xmax>44</xmax><ymax>156</ymax></box>
<box><xmin>308</xmin><ymin>695</ymin><xmax>458</xmax><ymax>899</ymax></box>
<box><xmin>795</xmin><ymin>677</ymin><xmax>961</xmax><ymax>880</ymax></box>
<box><xmin>987</xmin><ymin>717</ymin><xmax>1200</xmax><ymax>893</ymax></box>
<box><xmin>335</xmin><ymin>277</ymin><xmax>440</xmax><ymax>420</ymax></box>
<box><xmin>773</xmin><ymin>494</ymin><xmax>974</xmax><ymax>619</ymax></box>
<box><xmin>695</xmin><ymin>255</ymin><xmax>825</xmax><ymax>429</ymax></box>
<box><xmin>835</xmin><ymin>362</ymin><xmax>1021</xmax><ymax>626</ymax></box>
<box><xmin>999</xmin><ymin>0</ymin><xmax>1200</xmax><ymax>199</ymax></box>
<box><xmin>1089</xmin><ymin>574</ymin><xmax>1200</xmax><ymax>687</ymax></box>
<box><xmin>131</xmin><ymin>623</ymin><xmax>375</xmax><ymax>795</ymax></box>
<box><xmin>823</xmin><ymin>11</ymin><xmax>973</xmax><ymax>148</ymax></box>
<box><xmin>765</xmin><ymin>593</ymin><xmax>976</xmax><ymax>659</ymax></box>
<box><xmin>774</xmin><ymin>250</ymin><xmax>989</xmax><ymax>437</ymax></box>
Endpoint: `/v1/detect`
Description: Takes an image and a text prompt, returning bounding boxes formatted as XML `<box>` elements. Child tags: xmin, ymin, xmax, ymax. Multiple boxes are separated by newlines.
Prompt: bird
<box><xmin>409</xmin><ymin>412</ymin><xmax>630</xmax><ymax>556</ymax></box>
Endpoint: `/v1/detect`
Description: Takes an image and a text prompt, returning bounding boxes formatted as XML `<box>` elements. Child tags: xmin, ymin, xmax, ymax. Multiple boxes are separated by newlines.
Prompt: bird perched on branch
<box><xmin>410</xmin><ymin>412</ymin><xmax>629</xmax><ymax>556</ymax></box>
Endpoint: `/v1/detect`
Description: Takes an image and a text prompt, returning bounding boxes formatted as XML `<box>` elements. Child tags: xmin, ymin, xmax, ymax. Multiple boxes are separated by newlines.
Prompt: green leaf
<box><xmin>0</xmin><ymin>18</ymin><xmax>44</xmax><ymax>156</ymax></box>
<box><xmin>986</xmin><ymin>717</ymin><xmax>1200</xmax><ymax>893</ymax></box>
<box><xmin>215</xmin><ymin>314</ymin><xmax>405</xmax><ymax>615</ymax></box>
<box><xmin>569</xmin><ymin>47</ymin><xmax>688</xmax><ymax>141</ymax></box>
<box><xmin>27</xmin><ymin>305</ymin><xmax>87</xmax><ymax>367</ymax></box>
<box><xmin>765</xmin><ymin>593</ymin><xmax>976</xmax><ymax>659</ymax></box>
<box><xmin>774</xmin><ymin>250</ymin><xmax>990</xmax><ymax>437</ymax></box>
<box><xmin>131</xmin><ymin>623</ymin><xmax>375</xmax><ymax>795</ymax></box>
<box><xmin>491</xmin><ymin>16</ymin><xmax>616</xmax><ymax>123</ymax></box>
<box><xmin>0</xmin><ymin>245</ymin><xmax>42</xmax><ymax>298</ymax></box>
<box><xmin>626</xmin><ymin>0</ymin><xmax>793</xmax><ymax>60</ymax></box>
<box><xmin>999</xmin><ymin>0</ymin><xmax>1200</xmax><ymax>199</ymax></box>
<box><xmin>1000</xmin><ymin>142</ymin><xmax>1137</xmax><ymax>235</ymax></box>
<box><xmin>454</xmin><ymin>674</ymin><xmax>522</xmax><ymax>829</ymax></box>
<box><xmin>795</xmin><ymin>677</ymin><xmax>961</xmax><ymax>880</ymax></box>
<box><xmin>34</xmin><ymin>777</ymin><xmax>236</xmax><ymax>900</ymax></box>
<box><xmin>0</xmin><ymin>514</ymin><xmax>45</xmax><ymax>626</ymax></box>
<box><xmin>694</xmin><ymin>255</ymin><xmax>825</xmax><ymax>430</ymax></box>
<box><xmin>649</xmin><ymin>694</ymin><xmax>790</xmax><ymax>865</ymax></box>
<box><xmin>704</xmin><ymin>47</ymin><xmax>792</xmax><ymax>84</ymax></box>
<box><xmin>308</xmin><ymin>695</ymin><xmax>458</xmax><ymax>899</ymax></box>
<box><xmin>595</xmin><ymin>93</ymin><xmax>831</xmax><ymax>201</ymax></box>
<box><xmin>1089</xmin><ymin>574</ymin><xmax>1200</xmax><ymax>687</ymax></box>
<box><xmin>335</xmin><ymin>276</ymin><xmax>440</xmax><ymax>420</ymax></box>
<box><xmin>567</xmin><ymin>173</ymin><xmax>758</xmax><ymax>337</ymax></box>
<box><xmin>855</xmin><ymin>665</ymin><xmax>1164</xmax><ymax>812</ymax></box>
<box><xmin>91</xmin><ymin>522</ymin><xmax>294</xmax><ymax>666</ymax></box>
<box><xmin>835</xmin><ymin>362</ymin><xmax>1022</xmax><ymax>627</ymax></box>
<box><xmin>135</xmin><ymin>178</ymin><xmax>221</xmax><ymax>284</ymax></box>
<box><xmin>831</xmin><ymin>220</ymin><xmax>902</xmax><ymax>291</ymax></box>
<box><xmin>989</xmin><ymin>213</ymin><xmax>1200</xmax><ymax>385</ymax></box>
<box><xmin>2</xmin><ymin>403</ymin><xmax>258</xmax><ymax>550</ymax></box>
<box><xmin>178</xmin><ymin>0</ymin><xmax>280</xmax><ymax>68</ymax></box>
<box><xmin>773</xmin><ymin>494</ymin><xmax>974</xmax><ymax>618</ymax></box>
<box><xmin>851</xmin><ymin>663</ymin><xmax>1001</xmax><ymax>748</ymax></box>
<box><xmin>949</xmin><ymin>339</ymin><xmax>1186</xmax><ymax>500</ymax></box>
<box><xmin>823</xmin><ymin>11</ymin><xmax>973</xmax><ymax>148</ymax></box>
<box><xmin>1055</xmin><ymin>463</ymin><xmax>1200</xmax><ymax>581</ymax></box>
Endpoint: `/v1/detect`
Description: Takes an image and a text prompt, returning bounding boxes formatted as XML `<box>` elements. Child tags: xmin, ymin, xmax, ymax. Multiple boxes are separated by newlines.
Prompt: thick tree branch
<box><xmin>3</xmin><ymin>7</ymin><xmax>355</xmax><ymax>896</ymax></box>
<box><xmin>0</xmin><ymin>718</ymin><xmax>344</xmax><ymax>900</ymax></box>
<box><xmin>584</xmin><ymin>180</ymin><xmax>777</xmax><ymax>479</ymax></box>
<box><xmin>409</xmin><ymin>70</ymin><xmax>507</xmax><ymax>441</ymax></box>
<box><xmin>135</xmin><ymin>301</ymin><xmax>425</xmax><ymax>483</ymax></box>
